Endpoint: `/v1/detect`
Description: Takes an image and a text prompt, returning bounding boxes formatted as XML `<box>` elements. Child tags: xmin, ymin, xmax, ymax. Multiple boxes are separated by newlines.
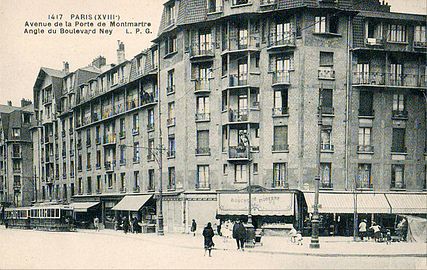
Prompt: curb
<box><xmin>75</xmin><ymin>230</ymin><xmax>427</xmax><ymax>258</ymax></box>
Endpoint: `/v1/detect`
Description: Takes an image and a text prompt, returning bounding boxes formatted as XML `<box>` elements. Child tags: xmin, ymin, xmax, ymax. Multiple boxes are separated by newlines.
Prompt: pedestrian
<box><xmin>191</xmin><ymin>219</ymin><xmax>197</xmax><ymax>236</ymax></box>
<box><xmin>93</xmin><ymin>216</ymin><xmax>100</xmax><ymax>232</ymax></box>
<box><xmin>396</xmin><ymin>218</ymin><xmax>407</xmax><ymax>242</ymax></box>
<box><xmin>232</xmin><ymin>220</ymin><xmax>247</xmax><ymax>251</ymax></box>
<box><xmin>202</xmin><ymin>222</ymin><xmax>215</xmax><ymax>257</ymax></box>
<box><xmin>216</xmin><ymin>221</ymin><xmax>222</xmax><ymax>236</ymax></box>
<box><xmin>132</xmin><ymin>217</ymin><xmax>139</xmax><ymax>234</ymax></box>
<box><xmin>359</xmin><ymin>219</ymin><xmax>367</xmax><ymax>241</ymax></box>
<box><xmin>113</xmin><ymin>216</ymin><xmax>118</xmax><ymax>231</ymax></box>
<box><xmin>123</xmin><ymin>216</ymin><xmax>129</xmax><ymax>234</ymax></box>
<box><xmin>288</xmin><ymin>226</ymin><xmax>297</xmax><ymax>243</ymax></box>
<box><xmin>296</xmin><ymin>231</ymin><xmax>303</xmax><ymax>245</ymax></box>
<box><xmin>370</xmin><ymin>222</ymin><xmax>381</xmax><ymax>242</ymax></box>
<box><xmin>386</xmin><ymin>229</ymin><xmax>392</xmax><ymax>245</ymax></box>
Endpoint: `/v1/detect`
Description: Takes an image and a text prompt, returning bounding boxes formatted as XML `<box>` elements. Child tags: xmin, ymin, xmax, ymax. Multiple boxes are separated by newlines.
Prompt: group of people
<box><xmin>358</xmin><ymin>218</ymin><xmax>407</xmax><ymax>243</ymax></box>
<box><xmin>93</xmin><ymin>216</ymin><xmax>142</xmax><ymax>234</ymax></box>
<box><xmin>195</xmin><ymin>219</ymin><xmax>248</xmax><ymax>257</ymax></box>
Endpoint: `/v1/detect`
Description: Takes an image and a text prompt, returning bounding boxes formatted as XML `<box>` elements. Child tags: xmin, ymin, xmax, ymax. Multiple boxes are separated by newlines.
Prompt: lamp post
<box><xmin>240</xmin><ymin>132</ymin><xmax>255</xmax><ymax>247</ymax></box>
<box><xmin>310</xmin><ymin>88</ymin><xmax>322</xmax><ymax>249</ymax></box>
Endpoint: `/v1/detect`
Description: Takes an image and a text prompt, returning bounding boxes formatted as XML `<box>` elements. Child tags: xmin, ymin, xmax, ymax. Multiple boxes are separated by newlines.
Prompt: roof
<box><xmin>40</xmin><ymin>67</ymin><xmax>67</xmax><ymax>78</ymax></box>
<box><xmin>357</xmin><ymin>10</ymin><xmax>427</xmax><ymax>22</ymax></box>
<box><xmin>0</xmin><ymin>104</ymin><xmax>33</xmax><ymax>114</ymax></box>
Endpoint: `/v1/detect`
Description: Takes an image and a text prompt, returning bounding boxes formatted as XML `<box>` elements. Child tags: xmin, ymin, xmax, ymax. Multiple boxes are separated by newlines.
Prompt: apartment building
<box><xmin>30</xmin><ymin>0</ymin><xmax>426</xmax><ymax>235</ymax></box>
<box><xmin>0</xmin><ymin>100</ymin><xmax>34</xmax><ymax>208</ymax></box>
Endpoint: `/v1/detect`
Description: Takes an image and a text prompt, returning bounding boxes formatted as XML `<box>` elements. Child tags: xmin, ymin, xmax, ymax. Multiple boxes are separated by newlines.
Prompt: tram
<box><xmin>4</xmin><ymin>205</ymin><xmax>74</xmax><ymax>231</ymax></box>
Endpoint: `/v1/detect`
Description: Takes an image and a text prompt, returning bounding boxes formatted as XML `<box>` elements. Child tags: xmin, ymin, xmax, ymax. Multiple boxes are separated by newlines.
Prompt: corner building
<box><xmin>31</xmin><ymin>0</ymin><xmax>426</xmax><ymax>235</ymax></box>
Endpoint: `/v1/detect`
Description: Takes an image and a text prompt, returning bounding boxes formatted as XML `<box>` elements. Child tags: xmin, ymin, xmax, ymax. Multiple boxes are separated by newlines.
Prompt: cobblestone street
<box><xmin>0</xmin><ymin>228</ymin><xmax>425</xmax><ymax>269</ymax></box>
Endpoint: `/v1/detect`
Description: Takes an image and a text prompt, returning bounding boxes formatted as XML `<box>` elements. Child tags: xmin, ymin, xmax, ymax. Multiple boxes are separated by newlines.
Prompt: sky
<box><xmin>0</xmin><ymin>0</ymin><xmax>425</xmax><ymax>106</ymax></box>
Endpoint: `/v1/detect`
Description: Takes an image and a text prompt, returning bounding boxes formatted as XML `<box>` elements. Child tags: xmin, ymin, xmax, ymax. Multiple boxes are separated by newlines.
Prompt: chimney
<box><xmin>92</xmin><ymin>56</ymin><xmax>107</xmax><ymax>69</ymax></box>
<box><xmin>21</xmin><ymin>98</ymin><xmax>32</xmax><ymax>107</ymax></box>
<box><xmin>63</xmin><ymin>61</ymin><xmax>70</xmax><ymax>73</ymax></box>
<box><xmin>7</xmin><ymin>100</ymin><xmax>12</xmax><ymax>106</ymax></box>
<box><xmin>117</xmin><ymin>40</ymin><xmax>126</xmax><ymax>64</ymax></box>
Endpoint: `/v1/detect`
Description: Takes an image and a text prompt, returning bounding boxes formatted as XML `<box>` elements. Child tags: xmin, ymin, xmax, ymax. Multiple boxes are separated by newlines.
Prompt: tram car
<box><xmin>4</xmin><ymin>205</ymin><xmax>74</xmax><ymax>232</ymax></box>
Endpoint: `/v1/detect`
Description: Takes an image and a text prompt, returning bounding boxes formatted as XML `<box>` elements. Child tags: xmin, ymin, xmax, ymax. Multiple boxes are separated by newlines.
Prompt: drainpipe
<box><xmin>345</xmin><ymin>15</ymin><xmax>353</xmax><ymax>191</ymax></box>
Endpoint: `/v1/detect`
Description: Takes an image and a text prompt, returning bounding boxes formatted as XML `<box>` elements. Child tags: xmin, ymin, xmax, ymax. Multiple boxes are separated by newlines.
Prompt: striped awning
<box><xmin>69</xmin><ymin>202</ymin><xmax>99</xmax><ymax>213</ymax></box>
<box><xmin>111</xmin><ymin>195</ymin><xmax>153</xmax><ymax>212</ymax></box>
<box><xmin>304</xmin><ymin>192</ymin><xmax>391</xmax><ymax>214</ymax></box>
<box><xmin>386</xmin><ymin>193</ymin><xmax>427</xmax><ymax>214</ymax></box>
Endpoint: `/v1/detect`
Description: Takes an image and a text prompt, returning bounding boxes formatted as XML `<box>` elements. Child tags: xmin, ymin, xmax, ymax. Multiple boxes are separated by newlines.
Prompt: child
<box><xmin>386</xmin><ymin>229</ymin><xmax>392</xmax><ymax>245</ymax></box>
<box><xmin>296</xmin><ymin>231</ymin><xmax>303</xmax><ymax>245</ymax></box>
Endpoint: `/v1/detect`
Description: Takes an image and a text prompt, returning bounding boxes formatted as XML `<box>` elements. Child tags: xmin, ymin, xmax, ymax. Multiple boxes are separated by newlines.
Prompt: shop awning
<box><xmin>217</xmin><ymin>193</ymin><xmax>294</xmax><ymax>216</ymax></box>
<box><xmin>304</xmin><ymin>192</ymin><xmax>391</xmax><ymax>214</ymax></box>
<box><xmin>386</xmin><ymin>193</ymin><xmax>427</xmax><ymax>214</ymax></box>
<box><xmin>111</xmin><ymin>195</ymin><xmax>153</xmax><ymax>212</ymax></box>
<box><xmin>70</xmin><ymin>202</ymin><xmax>99</xmax><ymax>213</ymax></box>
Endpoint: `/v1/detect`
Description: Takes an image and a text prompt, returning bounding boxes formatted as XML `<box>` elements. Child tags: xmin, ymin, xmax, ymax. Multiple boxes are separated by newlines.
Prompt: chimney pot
<box><xmin>63</xmin><ymin>61</ymin><xmax>70</xmax><ymax>73</ymax></box>
<box><xmin>117</xmin><ymin>40</ymin><xmax>126</xmax><ymax>64</ymax></box>
<box><xmin>7</xmin><ymin>100</ymin><xmax>12</xmax><ymax>106</ymax></box>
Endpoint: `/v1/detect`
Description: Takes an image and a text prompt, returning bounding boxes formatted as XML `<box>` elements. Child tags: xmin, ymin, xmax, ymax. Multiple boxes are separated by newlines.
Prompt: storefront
<box><xmin>69</xmin><ymin>202</ymin><xmax>100</xmax><ymax>229</ymax></box>
<box><xmin>217</xmin><ymin>188</ymin><xmax>298</xmax><ymax>235</ymax></box>
<box><xmin>111</xmin><ymin>194</ymin><xmax>156</xmax><ymax>233</ymax></box>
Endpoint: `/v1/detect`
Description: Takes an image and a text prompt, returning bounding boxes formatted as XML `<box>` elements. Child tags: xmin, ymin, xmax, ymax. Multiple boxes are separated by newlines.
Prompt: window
<box><xmin>388</xmin><ymin>24</ymin><xmax>407</xmax><ymax>42</ymax></box>
<box><xmin>199</xmin><ymin>30</ymin><xmax>212</xmax><ymax>54</ymax></box>
<box><xmin>357</xmin><ymin>164</ymin><xmax>372</xmax><ymax>189</ymax></box>
<box><xmin>390</xmin><ymin>64</ymin><xmax>403</xmax><ymax>86</ymax></box>
<box><xmin>151</xmin><ymin>49</ymin><xmax>158</xmax><ymax>69</ymax></box>
<box><xmin>86</xmin><ymin>152</ymin><xmax>91</xmax><ymax>169</ymax></box>
<box><xmin>222</xmin><ymin>126</ymin><xmax>228</xmax><ymax>152</ymax></box>
<box><xmin>148</xmin><ymin>139</ymin><xmax>155</xmax><ymax>160</ymax></box>
<box><xmin>197</xmin><ymin>165</ymin><xmax>210</xmax><ymax>188</ymax></box>
<box><xmin>134</xmin><ymin>171</ymin><xmax>140</xmax><ymax>191</ymax></box>
<box><xmin>70</xmin><ymin>183</ymin><xmax>75</xmax><ymax>196</ymax></box>
<box><xmin>320</xmin><ymin>52</ymin><xmax>334</xmax><ymax>67</ymax></box>
<box><xmin>165</xmin><ymin>36</ymin><xmax>177</xmax><ymax>55</ymax></box>
<box><xmin>392</xmin><ymin>94</ymin><xmax>405</xmax><ymax>114</ymax></box>
<box><xmin>132</xmin><ymin>113</ymin><xmax>139</xmax><ymax>134</ymax></box>
<box><xmin>166</xmin><ymin>2</ymin><xmax>175</xmax><ymax>25</ymax></box>
<box><xmin>96</xmin><ymin>150</ymin><xmax>101</xmax><ymax>168</ymax></box>
<box><xmin>253</xmin><ymin>163</ymin><xmax>258</xmax><ymax>174</ymax></box>
<box><xmin>232</xmin><ymin>0</ymin><xmax>249</xmax><ymax>6</ymax></box>
<box><xmin>320</xmin><ymin>89</ymin><xmax>333</xmax><ymax>113</ymax></box>
<box><xmin>168</xmin><ymin>135</ymin><xmax>176</xmax><ymax>158</ymax></box>
<box><xmin>273</xmin><ymin>89</ymin><xmax>288</xmax><ymax>115</ymax></box>
<box><xmin>120</xmin><ymin>173</ymin><xmax>125</xmax><ymax>191</ymax></box>
<box><xmin>414</xmin><ymin>25</ymin><xmax>426</xmax><ymax>45</ymax></box>
<box><xmin>272</xmin><ymin>163</ymin><xmax>287</xmax><ymax>188</ymax></box>
<box><xmin>119</xmin><ymin>118</ymin><xmax>125</xmax><ymax>137</ymax></box>
<box><xmin>392</xmin><ymin>128</ymin><xmax>406</xmax><ymax>153</ymax></box>
<box><xmin>167</xmin><ymin>102</ymin><xmax>175</xmax><ymax>126</ymax></box>
<box><xmin>221</xmin><ymin>92</ymin><xmax>228</xmax><ymax>111</ymax></box>
<box><xmin>366</xmin><ymin>21</ymin><xmax>383</xmax><ymax>40</ymax></box>
<box><xmin>358</xmin><ymin>127</ymin><xmax>372</xmax><ymax>151</ymax></box>
<box><xmin>95</xmin><ymin>126</ymin><xmax>101</xmax><ymax>143</ymax></box>
<box><xmin>133</xmin><ymin>142</ymin><xmax>140</xmax><ymax>162</ymax></box>
<box><xmin>196</xmin><ymin>96</ymin><xmax>210</xmax><ymax>121</ymax></box>
<box><xmin>148</xmin><ymin>169</ymin><xmax>155</xmax><ymax>191</ymax></box>
<box><xmin>234</xmin><ymin>164</ymin><xmax>247</xmax><ymax>183</ymax></box>
<box><xmin>196</xmin><ymin>130</ymin><xmax>210</xmax><ymax>155</ymax></box>
<box><xmin>168</xmin><ymin>167</ymin><xmax>176</xmax><ymax>190</ymax></box>
<box><xmin>320</xmin><ymin>163</ymin><xmax>332</xmax><ymax>188</ymax></box>
<box><xmin>167</xmin><ymin>70</ymin><xmax>175</xmax><ymax>94</ymax></box>
<box><xmin>315</xmin><ymin>15</ymin><xmax>338</xmax><ymax>34</ymax></box>
<box><xmin>207</xmin><ymin>0</ymin><xmax>222</xmax><ymax>13</ymax></box>
<box><xmin>223</xmin><ymin>164</ymin><xmax>228</xmax><ymax>175</ymax></box>
<box><xmin>274</xmin><ymin>57</ymin><xmax>291</xmax><ymax>83</ymax></box>
<box><xmin>12</xmin><ymin>128</ymin><xmax>20</xmax><ymax>138</ymax></box>
<box><xmin>275</xmin><ymin>21</ymin><xmax>292</xmax><ymax>45</ymax></box>
<box><xmin>107</xmin><ymin>174</ymin><xmax>113</xmax><ymax>189</ymax></box>
<box><xmin>321</xmin><ymin>127</ymin><xmax>333</xmax><ymax>151</ymax></box>
<box><xmin>273</xmin><ymin>126</ymin><xmax>288</xmax><ymax>151</ymax></box>
<box><xmin>238</xmin><ymin>60</ymin><xmax>248</xmax><ymax>84</ymax></box>
<box><xmin>391</xmin><ymin>164</ymin><xmax>405</xmax><ymax>189</ymax></box>
<box><xmin>78</xmin><ymin>178</ymin><xmax>83</xmax><ymax>194</ymax></box>
<box><xmin>221</xmin><ymin>55</ymin><xmax>228</xmax><ymax>76</ymax></box>
<box><xmin>23</xmin><ymin>113</ymin><xmax>31</xmax><ymax>124</ymax></box>
<box><xmin>359</xmin><ymin>91</ymin><xmax>373</xmax><ymax>116</ymax></box>
<box><xmin>120</xmin><ymin>146</ymin><xmax>126</xmax><ymax>164</ymax></box>
<box><xmin>87</xmin><ymin>177</ymin><xmax>92</xmax><ymax>194</ymax></box>
<box><xmin>315</xmin><ymin>16</ymin><xmax>326</xmax><ymax>33</ymax></box>
<box><xmin>148</xmin><ymin>109</ymin><xmax>155</xmax><ymax>129</ymax></box>
<box><xmin>238</xmin><ymin>27</ymin><xmax>248</xmax><ymax>49</ymax></box>
<box><xmin>96</xmin><ymin>175</ymin><xmax>101</xmax><ymax>192</ymax></box>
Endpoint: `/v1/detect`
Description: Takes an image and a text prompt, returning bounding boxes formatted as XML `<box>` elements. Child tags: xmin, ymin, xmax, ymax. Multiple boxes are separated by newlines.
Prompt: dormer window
<box><xmin>111</xmin><ymin>71</ymin><xmax>118</xmax><ymax>86</ymax></box>
<box><xmin>314</xmin><ymin>15</ymin><xmax>339</xmax><ymax>34</ymax></box>
<box><xmin>166</xmin><ymin>2</ymin><xmax>176</xmax><ymax>26</ymax></box>
<box><xmin>207</xmin><ymin>0</ymin><xmax>223</xmax><ymax>13</ymax></box>
<box><xmin>388</xmin><ymin>24</ymin><xmax>407</xmax><ymax>43</ymax></box>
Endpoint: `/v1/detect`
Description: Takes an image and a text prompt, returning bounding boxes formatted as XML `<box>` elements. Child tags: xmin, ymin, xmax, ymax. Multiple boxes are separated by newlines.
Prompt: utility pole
<box><xmin>156</xmin><ymin>44</ymin><xmax>164</xmax><ymax>236</ymax></box>
<box><xmin>310</xmin><ymin>87</ymin><xmax>322</xmax><ymax>249</ymax></box>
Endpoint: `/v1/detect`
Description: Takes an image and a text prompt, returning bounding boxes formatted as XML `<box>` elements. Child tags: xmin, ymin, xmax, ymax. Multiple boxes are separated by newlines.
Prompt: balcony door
<box><xmin>238</xmin><ymin>61</ymin><xmax>248</xmax><ymax>84</ymax></box>
<box><xmin>276</xmin><ymin>22</ymin><xmax>291</xmax><ymax>44</ymax></box>
<box><xmin>199</xmin><ymin>31</ymin><xmax>212</xmax><ymax>53</ymax></box>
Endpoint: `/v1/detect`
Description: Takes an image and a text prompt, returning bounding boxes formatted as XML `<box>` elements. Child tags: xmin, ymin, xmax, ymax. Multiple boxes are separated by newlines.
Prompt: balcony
<box><xmin>272</xmin><ymin>144</ymin><xmax>289</xmax><ymax>152</ymax></box>
<box><xmin>194</xmin><ymin>79</ymin><xmax>212</xmax><ymax>93</ymax></box>
<box><xmin>272</xmin><ymin>107</ymin><xmax>289</xmax><ymax>117</ymax></box>
<box><xmin>96</xmin><ymin>163</ymin><xmax>101</xmax><ymax>169</ymax></box>
<box><xmin>13</xmin><ymin>182</ymin><xmax>21</xmax><ymax>190</ymax></box>
<box><xmin>272</xmin><ymin>71</ymin><xmax>291</xmax><ymax>86</ymax></box>
<box><xmin>353</xmin><ymin>72</ymin><xmax>426</xmax><ymax>88</ymax></box>
<box><xmin>86</xmin><ymin>164</ymin><xmax>91</xmax><ymax>171</ymax></box>
<box><xmin>189</xmin><ymin>42</ymin><xmax>215</xmax><ymax>59</ymax></box>
<box><xmin>391</xmin><ymin>146</ymin><xmax>407</xmax><ymax>154</ymax></box>
<box><xmin>127</xmin><ymin>99</ymin><xmax>138</xmax><ymax>111</ymax></box>
<box><xmin>77</xmin><ymin>139</ymin><xmax>82</xmax><ymax>149</ymax></box>
<box><xmin>119</xmin><ymin>131</ymin><xmax>126</xmax><ymax>138</ymax></box>
<box><xmin>365</xmin><ymin>37</ymin><xmax>384</xmax><ymax>47</ymax></box>
<box><xmin>260</xmin><ymin>0</ymin><xmax>277</xmax><ymax>6</ymax></box>
<box><xmin>69</xmin><ymin>128</ymin><xmax>74</xmax><ymax>135</ymax></box>
<box><xmin>195</xmin><ymin>147</ymin><xmax>211</xmax><ymax>155</ymax></box>
<box><xmin>320</xmin><ymin>182</ymin><xmax>334</xmax><ymax>189</ymax></box>
<box><xmin>195</xmin><ymin>182</ymin><xmax>211</xmax><ymax>190</ymax></box>
<box><xmin>103</xmin><ymin>133</ymin><xmax>117</xmax><ymax>145</ymax></box>
<box><xmin>93</xmin><ymin>112</ymin><xmax>101</xmax><ymax>122</ymax></box>
<box><xmin>86</xmin><ymin>139</ymin><xmax>91</xmax><ymax>147</ymax></box>
<box><xmin>166</xmin><ymin>85</ymin><xmax>175</xmax><ymax>95</ymax></box>
<box><xmin>61</xmin><ymin>130</ymin><xmax>66</xmax><ymax>137</ymax></box>
<box><xmin>321</xmin><ymin>106</ymin><xmax>334</xmax><ymax>116</ymax></box>
<box><xmin>167</xmin><ymin>150</ymin><xmax>176</xmax><ymax>158</ymax></box>
<box><xmin>167</xmin><ymin>118</ymin><xmax>176</xmax><ymax>127</ymax></box>
<box><xmin>77</xmin><ymin>165</ymin><xmax>83</xmax><ymax>172</ymax></box>
<box><xmin>357</xmin><ymin>145</ymin><xmax>374</xmax><ymax>154</ymax></box>
<box><xmin>167</xmin><ymin>183</ymin><xmax>176</xmax><ymax>191</ymax></box>
<box><xmin>133</xmin><ymin>156</ymin><xmax>140</xmax><ymax>163</ymax></box>
<box><xmin>228</xmin><ymin>35</ymin><xmax>260</xmax><ymax>52</ymax></box>
<box><xmin>132</xmin><ymin>128</ymin><xmax>139</xmax><ymax>136</ymax></box>
<box><xmin>267</xmin><ymin>32</ymin><xmax>296</xmax><ymax>50</ymax></box>
<box><xmin>318</xmin><ymin>67</ymin><xmax>335</xmax><ymax>80</ymax></box>
<box><xmin>359</xmin><ymin>109</ymin><xmax>375</xmax><ymax>118</ymax></box>
<box><xmin>104</xmin><ymin>161</ymin><xmax>115</xmax><ymax>171</ymax></box>
<box><xmin>414</xmin><ymin>40</ymin><xmax>427</xmax><ymax>49</ymax></box>
<box><xmin>356</xmin><ymin>182</ymin><xmax>373</xmax><ymax>190</ymax></box>
<box><xmin>119</xmin><ymin>187</ymin><xmax>126</xmax><ymax>193</ymax></box>
<box><xmin>228</xmin><ymin>146</ymin><xmax>249</xmax><ymax>161</ymax></box>
<box><xmin>229</xmin><ymin>74</ymin><xmax>248</xmax><ymax>88</ymax></box>
<box><xmin>95</xmin><ymin>136</ymin><xmax>101</xmax><ymax>145</ymax></box>
<box><xmin>228</xmin><ymin>108</ymin><xmax>249</xmax><ymax>123</ymax></box>
<box><xmin>392</xmin><ymin>110</ymin><xmax>408</xmax><ymax>120</ymax></box>
<box><xmin>62</xmin><ymin>150</ymin><xmax>66</xmax><ymax>158</ymax></box>
<box><xmin>120</xmin><ymin>158</ymin><xmax>126</xmax><ymax>166</ymax></box>
<box><xmin>271</xmin><ymin>181</ymin><xmax>289</xmax><ymax>189</ymax></box>
<box><xmin>321</xmin><ymin>143</ymin><xmax>335</xmax><ymax>152</ymax></box>
<box><xmin>390</xmin><ymin>182</ymin><xmax>406</xmax><ymax>190</ymax></box>
<box><xmin>13</xmin><ymin>167</ymin><xmax>22</xmax><ymax>174</ymax></box>
<box><xmin>69</xmin><ymin>149</ymin><xmax>74</xmax><ymax>156</ymax></box>
<box><xmin>42</xmin><ymin>96</ymin><xmax>53</xmax><ymax>105</ymax></box>
<box><xmin>195</xmin><ymin>113</ymin><xmax>210</xmax><ymax>122</ymax></box>
<box><xmin>133</xmin><ymin>186</ymin><xmax>140</xmax><ymax>193</ymax></box>
<box><xmin>140</xmin><ymin>92</ymin><xmax>158</xmax><ymax>107</ymax></box>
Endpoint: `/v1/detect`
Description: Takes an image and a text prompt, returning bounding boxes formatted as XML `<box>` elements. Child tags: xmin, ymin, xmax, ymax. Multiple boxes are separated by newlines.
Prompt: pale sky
<box><xmin>0</xmin><ymin>0</ymin><xmax>425</xmax><ymax>106</ymax></box>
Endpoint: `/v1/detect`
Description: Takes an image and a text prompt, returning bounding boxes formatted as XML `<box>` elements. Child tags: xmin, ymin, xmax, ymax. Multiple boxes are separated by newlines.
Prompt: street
<box><xmin>0</xmin><ymin>228</ymin><xmax>426</xmax><ymax>269</ymax></box>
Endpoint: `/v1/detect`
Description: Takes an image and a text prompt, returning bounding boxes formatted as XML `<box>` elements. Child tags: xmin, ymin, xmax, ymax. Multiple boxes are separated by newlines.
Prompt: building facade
<box><xmin>30</xmin><ymin>0</ymin><xmax>426</xmax><ymax>234</ymax></box>
<box><xmin>0</xmin><ymin>100</ymin><xmax>34</xmax><ymax>208</ymax></box>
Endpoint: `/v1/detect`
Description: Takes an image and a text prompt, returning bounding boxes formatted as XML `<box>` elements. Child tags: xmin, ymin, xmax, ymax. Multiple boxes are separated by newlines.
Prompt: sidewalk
<box><xmin>78</xmin><ymin>229</ymin><xmax>427</xmax><ymax>258</ymax></box>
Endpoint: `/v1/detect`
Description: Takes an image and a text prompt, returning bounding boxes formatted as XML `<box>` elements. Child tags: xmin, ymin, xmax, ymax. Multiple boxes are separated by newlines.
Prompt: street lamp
<box><xmin>239</xmin><ymin>132</ymin><xmax>255</xmax><ymax>247</ymax></box>
<box><xmin>310</xmin><ymin>88</ymin><xmax>322</xmax><ymax>249</ymax></box>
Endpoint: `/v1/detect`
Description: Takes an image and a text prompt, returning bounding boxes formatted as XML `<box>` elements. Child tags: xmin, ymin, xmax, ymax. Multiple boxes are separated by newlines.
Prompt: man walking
<box><xmin>232</xmin><ymin>220</ymin><xmax>247</xmax><ymax>251</ymax></box>
<box><xmin>191</xmin><ymin>219</ymin><xmax>197</xmax><ymax>236</ymax></box>
<box><xmin>93</xmin><ymin>216</ymin><xmax>100</xmax><ymax>232</ymax></box>
<box><xmin>359</xmin><ymin>219</ymin><xmax>367</xmax><ymax>241</ymax></box>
